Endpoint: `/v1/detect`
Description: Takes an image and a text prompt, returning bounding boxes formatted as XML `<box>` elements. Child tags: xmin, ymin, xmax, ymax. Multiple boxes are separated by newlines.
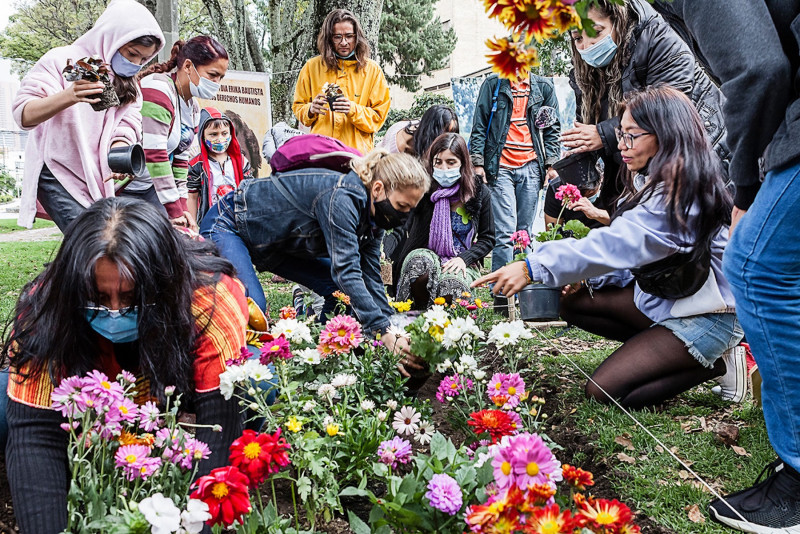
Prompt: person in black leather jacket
<box><xmin>559</xmin><ymin>0</ymin><xmax>730</xmax><ymax>214</ymax></box>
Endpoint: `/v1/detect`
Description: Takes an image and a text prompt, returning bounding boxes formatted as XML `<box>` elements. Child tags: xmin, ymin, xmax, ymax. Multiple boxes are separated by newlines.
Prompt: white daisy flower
<box><xmin>386</xmin><ymin>399</ymin><xmax>398</xmax><ymax>410</ymax></box>
<box><xmin>297</xmin><ymin>348</ymin><xmax>321</xmax><ymax>365</ymax></box>
<box><xmin>318</xmin><ymin>384</ymin><xmax>336</xmax><ymax>401</ymax></box>
<box><xmin>473</xmin><ymin>370</ymin><xmax>487</xmax><ymax>381</ymax></box>
<box><xmin>271</xmin><ymin>318</ymin><xmax>313</xmax><ymax>344</ymax></box>
<box><xmin>442</xmin><ymin>317</ymin><xmax>485</xmax><ymax>349</ymax></box>
<box><xmin>487</xmin><ymin>320</ymin><xmax>533</xmax><ymax>348</ymax></box>
<box><xmin>331</xmin><ymin>373</ymin><xmax>357</xmax><ymax>388</ymax></box>
<box><xmin>392</xmin><ymin>406</ymin><xmax>421</xmax><ymax>436</ymax></box>
<box><xmin>386</xmin><ymin>324</ymin><xmax>410</xmax><ymax>340</ymax></box>
<box><xmin>302</xmin><ymin>400</ymin><xmax>317</xmax><ymax>412</ymax></box>
<box><xmin>376</xmin><ymin>410</ymin><xmax>387</xmax><ymax>422</ymax></box>
<box><xmin>360</xmin><ymin>399</ymin><xmax>375</xmax><ymax>411</ymax></box>
<box><xmin>414</xmin><ymin>420</ymin><xmax>435</xmax><ymax>445</ymax></box>
<box><xmin>422</xmin><ymin>305</ymin><xmax>450</xmax><ymax>329</ymax></box>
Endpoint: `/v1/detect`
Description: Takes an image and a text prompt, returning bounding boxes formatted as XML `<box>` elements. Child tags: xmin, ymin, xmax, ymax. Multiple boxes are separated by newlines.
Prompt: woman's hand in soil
<box><xmin>382</xmin><ymin>334</ymin><xmax>423</xmax><ymax>377</ymax></box>
<box><xmin>67</xmin><ymin>79</ymin><xmax>105</xmax><ymax>105</ymax></box>
<box><xmin>309</xmin><ymin>93</ymin><xmax>328</xmax><ymax>117</ymax></box>
<box><xmin>471</xmin><ymin>261</ymin><xmax>529</xmax><ymax>298</ymax></box>
<box><xmin>560</xmin><ymin>121</ymin><xmax>602</xmax><ymax>154</ymax></box>
<box><xmin>442</xmin><ymin>257</ymin><xmax>467</xmax><ymax>277</ymax></box>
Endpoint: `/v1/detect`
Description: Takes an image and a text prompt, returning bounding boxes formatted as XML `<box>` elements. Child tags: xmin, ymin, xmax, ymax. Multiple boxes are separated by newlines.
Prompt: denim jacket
<box><xmin>234</xmin><ymin>169</ymin><xmax>393</xmax><ymax>334</ymax></box>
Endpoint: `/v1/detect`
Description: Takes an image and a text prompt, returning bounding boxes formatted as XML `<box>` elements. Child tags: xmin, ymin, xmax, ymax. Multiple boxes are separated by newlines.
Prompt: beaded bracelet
<box><xmin>521</xmin><ymin>259</ymin><xmax>533</xmax><ymax>285</ymax></box>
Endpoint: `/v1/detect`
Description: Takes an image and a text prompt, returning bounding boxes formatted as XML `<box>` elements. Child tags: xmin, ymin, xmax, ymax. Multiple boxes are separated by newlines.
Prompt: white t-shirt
<box><xmin>208</xmin><ymin>156</ymin><xmax>236</xmax><ymax>203</ymax></box>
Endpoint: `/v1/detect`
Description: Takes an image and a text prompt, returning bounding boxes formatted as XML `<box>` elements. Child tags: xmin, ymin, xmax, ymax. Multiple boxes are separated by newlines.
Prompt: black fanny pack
<box><xmin>631</xmin><ymin>244</ymin><xmax>711</xmax><ymax>300</ymax></box>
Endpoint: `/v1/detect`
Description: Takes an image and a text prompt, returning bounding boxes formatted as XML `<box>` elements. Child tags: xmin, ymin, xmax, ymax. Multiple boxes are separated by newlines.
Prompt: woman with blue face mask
<box><xmin>395</xmin><ymin>133</ymin><xmax>495</xmax><ymax>309</ymax></box>
<box><xmin>557</xmin><ymin>0</ymin><xmax>729</xmax><ymax>217</ymax></box>
<box><xmin>136</xmin><ymin>36</ymin><xmax>230</xmax><ymax>232</ymax></box>
<box><xmin>0</xmin><ymin>197</ymin><xmax>254</xmax><ymax>534</ymax></box>
<box><xmin>12</xmin><ymin>0</ymin><xmax>163</xmax><ymax>232</ymax></box>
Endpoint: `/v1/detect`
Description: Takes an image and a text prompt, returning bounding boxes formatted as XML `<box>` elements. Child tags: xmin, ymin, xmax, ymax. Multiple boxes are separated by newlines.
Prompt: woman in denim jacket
<box><xmin>475</xmin><ymin>86</ymin><xmax>743</xmax><ymax>410</ymax></box>
<box><xmin>200</xmin><ymin>150</ymin><xmax>430</xmax><ymax>366</ymax></box>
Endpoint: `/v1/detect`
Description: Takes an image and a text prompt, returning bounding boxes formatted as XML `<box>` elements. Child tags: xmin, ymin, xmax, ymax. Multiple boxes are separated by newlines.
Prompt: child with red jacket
<box><xmin>188</xmin><ymin>107</ymin><xmax>252</xmax><ymax>224</ymax></box>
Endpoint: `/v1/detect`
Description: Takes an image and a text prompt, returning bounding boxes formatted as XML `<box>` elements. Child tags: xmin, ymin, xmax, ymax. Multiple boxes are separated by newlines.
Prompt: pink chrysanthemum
<box><xmin>377</xmin><ymin>437</ymin><xmax>413</xmax><ymax>470</ymax></box>
<box><xmin>83</xmin><ymin>370</ymin><xmax>125</xmax><ymax>407</ymax></box>
<box><xmin>425</xmin><ymin>473</ymin><xmax>463</xmax><ymax>515</ymax></box>
<box><xmin>260</xmin><ymin>335</ymin><xmax>292</xmax><ymax>364</ymax></box>
<box><xmin>318</xmin><ymin>315</ymin><xmax>363</xmax><ymax>354</ymax></box>
<box><xmin>107</xmin><ymin>397</ymin><xmax>139</xmax><ymax>424</ymax></box>
<box><xmin>51</xmin><ymin>376</ymin><xmax>89</xmax><ymax>417</ymax></box>
<box><xmin>139</xmin><ymin>401</ymin><xmax>163</xmax><ymax>432</ymax></box>
<box><xmin>435</xmin><ymin>374</ymin><xmax>474</xmax><ymax>403</ymax></box>
<box><xmin>115</xmin><ymin>444</ymin><xmax>157</xmax><ymax>481</ymax></box>
<box><xmin>488</xmin><ymin>373</ymin><xmax>508</xmax><ymax>398</ymax></box>
<box><xmin>505</xmin><ymin>410</ymin><xmax>523</xmax><ymax>433</ymax></box>
<box><xmin>509</xmin><ymin>433</ymin><xmax>562</xmax><ymax>490</ymax></box>
<box><xmin>227</xmin><ymin>346</ymin><xmax>251</xmax><ymax>367</ymax></box>
<box><xmin>119</xmin><ymin>370</ymin><xmax>137</xmax><ymax>384</ymax></box>
<box><xmin>500</xmin><ymin>373</ymin><xmax>525</xmax><ymax>408</ymax></box>
<box><xmin>173</xmin><ymin>437</ymin><xmax>212</xmax><ymax>470</ymax></box>
<box><xmin>491</xmin><ymin>439</ymin><xmax>517</xmax><ymax>489</ymax></box>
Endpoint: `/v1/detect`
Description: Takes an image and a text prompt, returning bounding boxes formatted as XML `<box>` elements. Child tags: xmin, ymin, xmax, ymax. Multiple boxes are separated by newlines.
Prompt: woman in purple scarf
<box><xmin>395</xmin><ymin>133</ymin><xmax>495</xmax><ymax>308</ymax></box>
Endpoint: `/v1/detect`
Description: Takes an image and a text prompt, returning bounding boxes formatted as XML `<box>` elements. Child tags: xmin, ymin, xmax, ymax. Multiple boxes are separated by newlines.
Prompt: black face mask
<box><xmin>373</xmin><ymin>196</ymin><xmax>409</xmax><ymax>230</ymax></box>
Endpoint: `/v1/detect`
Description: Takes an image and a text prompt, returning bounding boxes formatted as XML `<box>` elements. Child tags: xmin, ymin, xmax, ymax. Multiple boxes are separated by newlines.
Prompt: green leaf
<box><xmin>347</xmin><ymin>510</ymin><xmax>372</xmax><ymax>534</ymax></box>
<box><xmin>429</xmin><ymin>432</ymin><xmax>448</xmax><ymax>460</ymax></box>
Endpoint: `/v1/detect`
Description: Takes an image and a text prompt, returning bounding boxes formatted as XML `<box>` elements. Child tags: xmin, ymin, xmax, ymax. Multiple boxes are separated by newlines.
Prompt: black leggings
<box><xmin>560</xmin><ymin>285</ymin><xmax>725</xmax><ymax>409</ymax></box>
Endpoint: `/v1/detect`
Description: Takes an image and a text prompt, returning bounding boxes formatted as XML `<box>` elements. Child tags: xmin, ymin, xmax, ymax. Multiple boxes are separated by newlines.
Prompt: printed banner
<box><xmin>196</xmin><ymin>70</ymin><xmax>272</xmax><ymax>177</ymax></box>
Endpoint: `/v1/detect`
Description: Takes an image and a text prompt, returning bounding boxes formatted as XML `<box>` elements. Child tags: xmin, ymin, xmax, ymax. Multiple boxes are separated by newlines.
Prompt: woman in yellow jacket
<box><xmin>293</xmin><ymin>8</ymin><xmax>391</xmax><ymax>155</ymax></box>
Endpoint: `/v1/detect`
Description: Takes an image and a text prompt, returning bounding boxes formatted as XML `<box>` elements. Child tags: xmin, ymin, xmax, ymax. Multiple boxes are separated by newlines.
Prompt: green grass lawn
<box><xmin>0</xmin><ymin>219</ymin><xmax>57</xmax><ymax>234</ymax></box>
<box><xmin>0</xmin><ymin>240</ymin><xmax>61</xmax><ymax>322</ymax></box>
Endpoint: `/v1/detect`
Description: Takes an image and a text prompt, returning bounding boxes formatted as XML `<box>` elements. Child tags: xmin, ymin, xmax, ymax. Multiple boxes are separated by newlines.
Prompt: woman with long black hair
<box><xmin>475</xmin><ymin>86</ymin><xmax>744</xmax><ymax>409</ymax></box>
<box><xmin>1</xmin><ymin>197</ymin><xmax>247</xmax><ymax>533</ymax></box>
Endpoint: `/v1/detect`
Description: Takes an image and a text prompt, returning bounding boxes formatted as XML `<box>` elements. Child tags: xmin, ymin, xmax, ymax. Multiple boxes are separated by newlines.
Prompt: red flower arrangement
<box><xmin>562</xmin><ymin>463</ymin><xmax>595</xmax><ymax>491</ymax></box>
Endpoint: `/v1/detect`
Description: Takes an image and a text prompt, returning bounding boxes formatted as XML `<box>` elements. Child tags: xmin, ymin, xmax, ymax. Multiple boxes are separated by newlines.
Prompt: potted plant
<box><xmin>515</xmin><ymin>183</ymin><xmax>591</xmax><ymax>321</ymax></box>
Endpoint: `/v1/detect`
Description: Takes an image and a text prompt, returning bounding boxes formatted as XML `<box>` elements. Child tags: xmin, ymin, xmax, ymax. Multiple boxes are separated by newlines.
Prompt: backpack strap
<box><xmin>485</xmin><ymin>78</ymin><xmax>502</xmax><ymax>137</ymax></box>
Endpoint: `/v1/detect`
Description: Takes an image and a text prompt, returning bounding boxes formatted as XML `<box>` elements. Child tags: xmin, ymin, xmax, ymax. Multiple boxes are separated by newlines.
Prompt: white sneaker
<box><xmin>712</xmin><ymin>345</ymin><xmax>748</xmax><ymax>402</ymax></box>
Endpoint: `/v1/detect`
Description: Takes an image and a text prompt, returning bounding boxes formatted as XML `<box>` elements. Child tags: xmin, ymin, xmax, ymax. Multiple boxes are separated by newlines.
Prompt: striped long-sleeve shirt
<box><xmin>139</xmin><ymin>72</ymin><xmax>197</xmax><ymax>218</ymax></box>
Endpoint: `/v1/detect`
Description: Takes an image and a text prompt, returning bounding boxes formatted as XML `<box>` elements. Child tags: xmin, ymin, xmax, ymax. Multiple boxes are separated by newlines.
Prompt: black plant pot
<box><xmin>108</xmin><ymin>143</ymin><xmax>146</xmax><ymax>178</ymax></box>
<box><xmin>552</xmin><ymin>152</ymin><xmax>600</xmax><ymax>188</ymax></box>
<box><xmin>517</xmin><ymin>284</ymin><xmax>561</xmax><ymax>321</ymax></box>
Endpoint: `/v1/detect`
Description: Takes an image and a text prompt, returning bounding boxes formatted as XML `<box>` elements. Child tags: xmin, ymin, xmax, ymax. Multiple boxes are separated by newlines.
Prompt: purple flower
<box><xmin>505</xmin><ymin>411</ymin><xmax>522</xmax><ymax>433</ymax></box>
<box><xmin>139</xmin><ymin>401</ymin><xmax>163</xmax><ymax>432</ymax></box>
<box><xmin>173</xmin><ymin>437</ymin><xmax>211</xmax><ymax>470</ymax></box>
<box><xmin>377</xmin><ymin>437</ymin><xmax>413</xmax><ymax>470</ymax></box>
<box><xmin>115</xmin><ymin>444</ymin><xmax>161</xmax><ymax>481</ymax></box>
<box><xmin>83</xmin><ymin>370</ymin><xmax>125</xmax><ymax>407</ymax></box>
<box><xmin>51</xmin><ymin>376</ymin><xmax>88</xmax><ymax>417</ymax></box>
<box><xmin>107</xmin><ymin>397</ymin><xmax>139</xmax><ymax>424</ymax></box>
<box><xmin>425</xmin><ymin>473</ymin><xmax>463</xmax><ymax>515</ymax></box>
<box><xmin>260</xmin><ymin>336</ymin><xmax>292</xmax><ymax>364</ymax></box>
<box><xmin>119</xmin><ymin>370</ymin><xmax>137</xmax><ymax>384</ymax></box>
<box><xmin>435</xmin><ymin>374</ymin><xmax>474</xmax><ymax>403</ymax></box>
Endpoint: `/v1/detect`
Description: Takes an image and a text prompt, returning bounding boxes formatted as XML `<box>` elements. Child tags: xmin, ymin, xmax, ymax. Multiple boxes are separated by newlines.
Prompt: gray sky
<box><xmin>0</xmin><ymin>3</ymin><xmax>14</xmax><ymax>32</ymax></box>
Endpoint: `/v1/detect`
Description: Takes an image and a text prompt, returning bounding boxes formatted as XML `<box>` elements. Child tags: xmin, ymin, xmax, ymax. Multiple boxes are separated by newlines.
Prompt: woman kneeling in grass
<box><xmin>474</xmin><ymin>85</ymin><xmax>744</xmax><ymax>409</ymax></box>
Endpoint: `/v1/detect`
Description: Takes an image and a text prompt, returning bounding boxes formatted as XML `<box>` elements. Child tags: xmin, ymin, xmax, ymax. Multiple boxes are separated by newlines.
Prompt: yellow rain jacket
<box><xmin>293</xmin><ymin>56</ymin><xmax>391</xmax><ymax>155</ymax></box>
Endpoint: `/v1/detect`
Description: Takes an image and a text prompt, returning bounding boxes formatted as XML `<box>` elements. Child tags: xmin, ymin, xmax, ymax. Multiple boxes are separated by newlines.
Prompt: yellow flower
<box><xmin>326</xmin><ymin>423</ymin><xmax>340</xmax><ymax>436</ymax></box>
<box><xmin>389</xmin><ymin>299</ymin><xmax>412</xmax><ymax>313</ymax></box>
<box><xmin>434</xmin><ymin>297</ymin><xmax>447</xmax><ymax>305</ymax></box>
<box><xmin>547</xmin><ymin>2</ymin><xmax>581</xmax><ymax>34</ymax></box>
<box><xmin>475</xmin><ymin>298</ymin><xmax>484</xmax><ymax>308</ymax></box>
<box><xmin>286</xmin><ymin>417</ymin><xmax>302</xmax><ymax>433</ymax></box>
<box><xmin>486</xmin><ymin>35</ymin><xmax>540</xmax><ymax>82</ymax></box>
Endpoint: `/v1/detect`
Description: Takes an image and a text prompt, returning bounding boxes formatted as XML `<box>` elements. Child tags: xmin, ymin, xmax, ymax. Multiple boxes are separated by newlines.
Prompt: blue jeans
<box><xmin>723</xmin><ymin>161</ymin><xmax>800</xmax><ymax>472</ymax></box>
<box><xmin>201</xmin><ymin>193</ymin><xmax>339</xmax><ymax>317</ymax></box>
<box><xmin>490</xmin><ymin>159</ymin><xmax>542</xmax><ymax>270</ymax></box>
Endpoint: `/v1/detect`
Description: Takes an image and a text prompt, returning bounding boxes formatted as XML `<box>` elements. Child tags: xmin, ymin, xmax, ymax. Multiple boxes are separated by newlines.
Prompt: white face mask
<box><xmin>432</xmin><ymin>167</ymin><xmax>461</xmax><ymax>188</ymax></box>
<box><xmin>189</xmin><ymin>62</ymin><xmax>220</xmax><ymax>99</ymax></box>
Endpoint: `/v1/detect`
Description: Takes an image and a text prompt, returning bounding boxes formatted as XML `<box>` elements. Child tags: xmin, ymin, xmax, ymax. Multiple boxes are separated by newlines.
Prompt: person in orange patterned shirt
<box><xmin>0</xmin><ymin>197</ymin><xmax>248</xmax><ymax>534</ymax></box>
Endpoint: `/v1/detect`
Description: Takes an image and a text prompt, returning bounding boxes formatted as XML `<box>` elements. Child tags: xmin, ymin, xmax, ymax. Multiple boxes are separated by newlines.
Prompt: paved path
<box><xmin>0</xmin><ymin>226</ymin><xmax>62</xmax><ymax>243</ymax></box>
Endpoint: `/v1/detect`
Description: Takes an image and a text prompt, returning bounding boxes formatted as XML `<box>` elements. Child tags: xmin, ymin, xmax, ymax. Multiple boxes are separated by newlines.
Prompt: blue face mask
<box><xmin>205</xmin><ymin>137</ymin><xmax>231</xmax><ymax>153</ymax></box>
<box><xmin>335</xmin><ymin>50</ymin><xmax>357</xmax><ymax>60</ymax></box>
<box><xmin>578</xmin><ymin>34</ymin><xmax>618</xmax><ymax>68</ymax></box>
<box><xmin>432</xmin><ymin>167</ymin><xmax>461</xmax><ymax>188</ymax></box>
<box><xmin>110</xmin><ymin>51</ymin><xmax>144</xmax><ymax>78</ymax></box>
<box><xmin>85</xmin><ymin>306</ymin><xmax>139</xmax><ymax>343</ymax></box>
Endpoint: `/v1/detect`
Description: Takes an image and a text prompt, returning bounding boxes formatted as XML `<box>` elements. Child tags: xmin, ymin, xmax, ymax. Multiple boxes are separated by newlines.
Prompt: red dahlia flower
<box><xmin>468</xmin><ymin>409</ymin><xmax>516</xmax><ymax>443</ymax></box>
<box><xmin>190</xmin><ymin>466</ymin><xmax>251</xmax><ymax>527</ymax></box>
<box><xmin>229</xmin><ymin>429</ymin><xmax>291</xmax><ymax>487</ymax></box>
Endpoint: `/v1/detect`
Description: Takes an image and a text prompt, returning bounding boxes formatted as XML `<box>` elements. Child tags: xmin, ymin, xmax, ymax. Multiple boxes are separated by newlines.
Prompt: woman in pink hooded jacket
<box><xmin>12</xmin><ymin>0</ymin><xmax>164</xmax><ymax>231</ymax></box>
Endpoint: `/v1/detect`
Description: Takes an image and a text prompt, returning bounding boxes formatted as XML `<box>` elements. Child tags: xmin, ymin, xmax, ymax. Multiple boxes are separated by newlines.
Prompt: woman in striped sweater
<box><xmin>135</xmin><ymin>36</ymin><xmax>229</xmax><ymax>231</ymax></box>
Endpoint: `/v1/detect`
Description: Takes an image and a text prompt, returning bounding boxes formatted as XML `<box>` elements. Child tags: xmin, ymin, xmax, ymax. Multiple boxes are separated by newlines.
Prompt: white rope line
<box><xmin>533</xmin><ymin>326</ymin><xmax>751</xmax><ymax>525</ymax></box>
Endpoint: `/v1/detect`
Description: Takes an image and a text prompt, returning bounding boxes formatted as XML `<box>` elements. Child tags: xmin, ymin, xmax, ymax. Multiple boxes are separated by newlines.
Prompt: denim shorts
<box><xmin>658</xmin><ymin>312</ymin><xmax>744</xmax><ymax>368</ymax></box>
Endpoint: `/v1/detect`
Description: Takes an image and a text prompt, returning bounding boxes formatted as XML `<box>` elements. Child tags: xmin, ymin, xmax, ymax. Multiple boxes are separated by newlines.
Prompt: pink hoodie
<box><xmin>12</xmin><ymin>0</ymin><xmax>164</xmax><ymax>227</ymax></box>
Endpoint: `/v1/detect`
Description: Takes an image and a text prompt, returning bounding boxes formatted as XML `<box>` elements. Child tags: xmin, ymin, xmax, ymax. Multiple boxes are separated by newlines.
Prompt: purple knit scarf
<box><xmin>428</xmin><ymin>183</ymin><xmax>461</xmax><ymax>261</ymax></box>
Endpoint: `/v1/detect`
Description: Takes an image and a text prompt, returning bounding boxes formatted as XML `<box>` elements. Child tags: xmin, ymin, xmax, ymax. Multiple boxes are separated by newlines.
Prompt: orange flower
<box><xmin>484</xmin><ymin>0</ymin><xmax>556</xmax><ymax>43</ymax></box>
<box><xmin>562</xmin><ymin>464</ymin><xmax>595</xmax><ymax>491</ymax></box>
<box><xmin>576</xmin><ymin>498</ymin><xmax>635</xmax><ymax>531</ymax></box>
<box><xmin>524</xmin><ymin>503</ymin><xmax>578</xmax><ymax>533</ymax></box>
<box><xmin>525</xmin><ymin>483</ymin><xmax>557</xmax><ymax>506</ymax></box>
<box><xmin>118</xmin><ymin>429</ymin><xmax>155</xmax><ymax>448</ymax></box>
<box><xmin>332</xmin><ymin>290</ymin><xmax>351</xmax><ymax>306</ymax></box>
<box><xmin>546</xmin><ymin>2</ymin><xmax>581</xmax><ymax>34</ymax></box>
<box><xmin>486</xmin><ymin>36</ymin><xmax>540</xmax><ymax>82</ymax></box>
<box><xmin>279</xmin><ymin>306</ymin><xmax>297</xmax><ymax>320</ymax></box>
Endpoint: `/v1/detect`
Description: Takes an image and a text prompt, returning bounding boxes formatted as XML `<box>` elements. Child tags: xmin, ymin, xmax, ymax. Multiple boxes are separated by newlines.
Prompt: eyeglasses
<box><xmin>614</xmin><ymin>126</ymin><xmax>652</xmax><ymax>149</ymax></box>
<box><xmin>332</xmin><ymin>33</ymin><xmax>356</xmax><ymax>43</ymax></box>
<box><xmin>85</xmin><ymin>303</ymin><xmax>138</xmax><ymax>316</ymax></box>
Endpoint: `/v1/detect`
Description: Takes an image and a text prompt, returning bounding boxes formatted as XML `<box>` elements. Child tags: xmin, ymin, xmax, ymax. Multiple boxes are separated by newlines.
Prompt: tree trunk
<box><xmin>268</xmin><ymin>0</ymin><xmax>383</xmax><ymax>124</ymax></box>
